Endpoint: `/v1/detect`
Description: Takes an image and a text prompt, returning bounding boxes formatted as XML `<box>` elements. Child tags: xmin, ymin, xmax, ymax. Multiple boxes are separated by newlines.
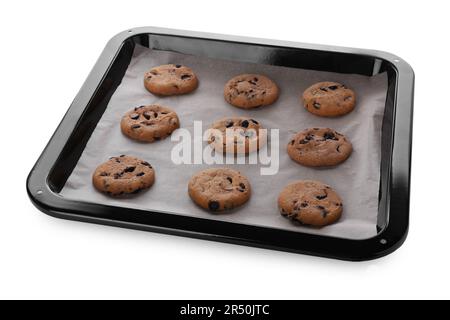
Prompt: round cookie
<box><xmin>121</xmin><ymin>104</ymin><xmax>180</xmax><ymax>142</ymax></box>
<box><xmin>224</xmin><ymin>74</ymin><xmax>279</xmax><ymax>109</ymax></box>
<box><xmin>92</xmin><ymin>155</ymin><xmax>155</xmax><ymax>196</ymax></box>
<box><xmin>144</xmin><ymin>64</ymin><xmax>198</xmax><ymax>96</ymax></box>
<box><xmin>302</xmin><ymin>81</ymin><xmax>356</xmax><ymax>117</ymax></box>
<box><xmin>278</xmin><ymin>180</ymin><xmax>343</xmax><ymax>227</ymax></box>
<box><xmin>188</xmin><ymin>168</ymin><xmax>251</xmax><ymax>212</ymax></box>
<box><xmin>208</xmin><ymin>117</ymin><xmax>266</xmax><ymax>154</ymax></box>
<box><xmin>287</xmin><ymin>128</ymin><xmax>352</xmax><ymax>167</ymax></box>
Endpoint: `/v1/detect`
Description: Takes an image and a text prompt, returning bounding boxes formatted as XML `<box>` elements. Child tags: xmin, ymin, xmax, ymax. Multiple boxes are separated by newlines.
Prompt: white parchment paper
<box><xmin>61</xmin><ymin>45</ymin><xmax>388</xmax><ymax>240</ymax></box>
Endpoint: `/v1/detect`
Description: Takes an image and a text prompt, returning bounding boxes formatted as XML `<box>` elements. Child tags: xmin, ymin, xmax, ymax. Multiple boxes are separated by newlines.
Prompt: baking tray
<box><xmin>26</xmin><ymin>27</ymin><xmax>414</xmax><ymax>261</ymax></box>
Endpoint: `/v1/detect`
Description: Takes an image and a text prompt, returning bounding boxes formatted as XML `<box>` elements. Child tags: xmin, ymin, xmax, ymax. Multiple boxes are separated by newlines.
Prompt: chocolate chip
<box><xmin>113</xmin><ymin>173</ymin><xmax>122</xmax><ymax>179</ymax></box>
<box><xmin>181</xmin><ymin>74</ymin><xmax>191</xmax><ymax>80</ymax></box>
<box><xmin>131</xmin><ymin>124</ymin><xmax>141</xmax><ymax>129</ymax></box>
<box><xmin>225</xmin><ymin>120</ymin><xmax>234</xmax><ymax>128</ymax></box>
<box><xmin>313</xmin><ymin>102</ymin><xmax>321</xmax><ymax>109</ymax></box>
<box><xmin>323</xmin><ymin>132</ymin><xmax>337</xmax><ymax>140</ymax></box>
<box><xmin>130</xmin><ymin>113</ymin><xmax>140</xmax><ymax>120</ymax></box>
<box><xmin>120</xmin><ymin>155</ymin><xmax>125</xmax><ymax>157</ymax></box>
<box><xmin>143</xmin><ymin>112</ymin><xmax>151</xmax><ymax>120</ymax></box>
<box><xmin>316</xmin><ymin>194</ymin><xmax>327</xmax><ymax>200</ymax></box>
<box><xmin>320</xmin><ymin>87</ymin><xmax>328</xmax><ymax>92</ymax></box>
<box><xmin>336</xmin><ymin>145</ymin><xmax>341</xmax><ymax>152</ymax></box>
<box><xmin>250</xmin><ymin>119</ymin><xmax>259</xmax><ymax>124</ymax></box>
<box><xmin>136</xmin><ymin>172</ymin><xmax>145</xmax><ymax>177</ymax></box>
<box><xmin>134</xmin><ymin>105</ymin><xmax>145</xmax><ymax>111</ymax></box>
<box><xmin>299</xmin><ymin>135</ymin><xmax>313</xmax><ymax>144</ymax></box>
<box><xmin>99</xmin><ymin>172</ymin><xmax>109</xmax><ymax>177</ymax></box>
<box><xmin>124</xmin><ymin>166</ymin><xmax>135</xmax><ymax>173</ymax></box>
<box><xmin>316</xmin><ymin>205</ymin><xmax>325</xmax><ymax>210</ymax></box>
<box><xmin>154</xmin><ymin>112</ymin><xmax>158</xmax><ymax>118</ymax></box>
<box><xmin>175</xmin><ymin>64</ymin><xmax>182</xmax><ymax>68</ymax></box>
<box><xmin>210</xmin><ymin>135</ymin><xmax>216</xmax><ymax>142</ymax></box>
<box><xmin>241</xmin><ymin>120</ymin><xmax>249</xmax><ymax>128</ymax></box>
<box><xmin>239</xmin><ymin>183</ymin><xmax>246</xmax><ymax>189</ymax></box>
<box><xmin>328</xmin><ymin>85</ymin><xmax>338</xmax><ymax>90</ymax></box>
<box><xmin>208</xmin><ymin>200</ymin><xmax>220</xmax><ymax>211</ymax></box>
<box><xmin>141</xmin><ymin>161</ymin><xmax>152</xmax><ymax>168</ymax></box>
<box><xmin>290</xmin><ymin>140</ymin><xmax>295</xmax><ymax>145</ymax></box>
<box><xmin>300</xmin><ymin>202</ymin><xmax>308</xmax><ymax>208</ymax></box>
<box><xmin>227</xmin><ymin>177</ymin><xmax>232</xmax><ymax>183</ymax></box>
<box><xmin>253</xmin><ymin>77</ymin><xmax>258</xmax><ymax>82</ymax></box>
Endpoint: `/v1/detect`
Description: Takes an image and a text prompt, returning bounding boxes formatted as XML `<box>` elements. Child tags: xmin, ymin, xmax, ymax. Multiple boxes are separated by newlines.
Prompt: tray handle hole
<box><xmin>36</xmin><ymin>190</ymin><xmax>43</xmax><ymax>195</ymax></box>
<box><xmin>380</xmin><ymin>239</ymin><xmax>387</xmax><ymax>245</ymax></box>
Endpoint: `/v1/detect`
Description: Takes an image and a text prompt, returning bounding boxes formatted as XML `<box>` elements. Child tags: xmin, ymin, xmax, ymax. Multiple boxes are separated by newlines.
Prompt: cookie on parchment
<box><xmin>287</xmin><ymin>128</ymin><xmax>352</xmax><ymax>167</ymax></box>
<box><xmin>188</xmin><ymin>168</ymin><xmax>251</xmax><ymax>212</ymax></box>
<box><xmin>302</xmin><ymin>81</ymin><xmax>356</xmax><ymax>117</ymax></box>
<box><xmin>121</xmin><ymin>105</ymin><xmax>180</xmax><ymax>142</ymax></box>
<box><xmin>144</xmin><ymin>64</ymin><xmax>198</xmax><ymax>96</ymax></box>
<box><xmin>92</xmin><ymin>155</ymin><xmax>155</xmax><ymax>196</ymax></box>
<box><xmin>278</xmin><ymin>180</ymin><xmax>343</xmax><ymax>227</ymax></box>
<box><xmin>224</xmin><ymin>74</ymin><xmax>279</xmax><ymax>109</ymax></box>
<box><xmin>208</xmin><ymin>117</ymin><xmax>266</xmax><ymax>154</ymax></box>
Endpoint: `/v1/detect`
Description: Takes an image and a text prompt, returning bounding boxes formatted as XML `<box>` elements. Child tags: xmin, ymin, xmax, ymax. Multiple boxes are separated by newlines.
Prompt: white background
<box><xmin>0</xmin><ymin>0</ymin><xmax>448</xmax><ymax>300</ymax></box>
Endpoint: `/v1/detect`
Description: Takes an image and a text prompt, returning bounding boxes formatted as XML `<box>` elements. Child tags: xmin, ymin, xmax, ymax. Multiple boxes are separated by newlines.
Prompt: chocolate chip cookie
<box><xmin>287</xmin><ymin>128</ymin><xmax>352</xmax><ymax>167</ymax></box>
<box><xmin>144</xmin><ymin>64</ymin><xmax>198</xmax><ymax>96</ymax></box>
<box><xmin>302</xmin><ymin>81</ymin><xmax>356</xmax><ymax>117</ymax></box>
<box><xmin>121</xmin><ymin>105</ymin><xmax>180</xmax><ymax>142</ymax></box>
<box><xmin>208</xmin><ymin>117</ymin><xmax>266</xmax><ymax>154</ymax></box>
<box><xmin>278</xmin><ymin>180</ymin><xmax>343</xmax><ymax>227</ymax></box>
<box><xmin>224</xmin><ymin>74</ymin><xmax>279</xmax><ymax>109</ymax></box>
<box><xmin>188</xmin><ymin>168</ymin><xmax>251</xmax><ymax>212</ymax></box>
<box><xmin>92</xmin><ymin>155</ymin><xmax>155</xmax><ymax>196</ymax></box>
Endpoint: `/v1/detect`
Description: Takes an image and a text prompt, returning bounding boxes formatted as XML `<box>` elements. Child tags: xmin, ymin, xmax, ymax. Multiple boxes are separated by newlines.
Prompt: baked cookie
<box><xmin>92</xmin><ymin>155</ymin><xmax>155</xmax><ymax>196</ymax></box>
<box><xmin>278</xmin><ymin>180</ymin><xmax>343</xmax><ymax>227</ymax></box>
<box><xmin>144</xmin><ymin>64</ymin><xmax>198</xmax><ymax>96</ymax></box>
<box><xmin>207</xmin><ymin>117</ymin><xmax>266</xmax><ymax>154</ymax></box>
<box><xmin>302</xmin><ymin>81</ymin><xmax>356</xmax><ymax>117</ymax></box>
<box><xmin>224</xmin><ymin>74</ymin><xmax>279</xmax><ymax>109</ymax></box>
<box><xmin>188</xmin><ymin>168</ymin><xmax>251</xmax><ymax>212</ymax></box>
<box><xmin>287</xmin><ymin>128</ymin><xmax>352</xmax><ymax>167</ymax></box>
<box><xmin>121</xmin><ymin>105</ymin><xmax>180</xmax><ymax>142</ymax></box>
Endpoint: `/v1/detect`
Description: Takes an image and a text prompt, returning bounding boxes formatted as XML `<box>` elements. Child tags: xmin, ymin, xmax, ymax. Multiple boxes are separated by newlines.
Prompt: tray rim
<box><xmin>26</xmin><ymin>26</ymin><xmax>414</xmax><ymax>261</ymax></box>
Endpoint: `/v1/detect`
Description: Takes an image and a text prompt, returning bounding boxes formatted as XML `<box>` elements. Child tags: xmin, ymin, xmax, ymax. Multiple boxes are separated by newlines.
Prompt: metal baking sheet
<box><xmin>60</xmin><ymin>44</ymin><xmax>388</xmax><ymax>240</ymax></box>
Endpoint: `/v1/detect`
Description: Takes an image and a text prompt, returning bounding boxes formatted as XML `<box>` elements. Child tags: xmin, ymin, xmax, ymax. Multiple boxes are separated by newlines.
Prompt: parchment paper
<box><xmin>61</xmin><ymin>45</ymin><xmax>388</xmax><ymax>240</ymax></box>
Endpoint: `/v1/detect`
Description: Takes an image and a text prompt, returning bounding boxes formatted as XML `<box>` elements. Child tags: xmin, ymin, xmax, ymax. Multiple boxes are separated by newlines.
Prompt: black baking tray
<box><xmin>27</xmin><ymin>27</ymin><xmax>414</xmax><ymax>261</ymax></box>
